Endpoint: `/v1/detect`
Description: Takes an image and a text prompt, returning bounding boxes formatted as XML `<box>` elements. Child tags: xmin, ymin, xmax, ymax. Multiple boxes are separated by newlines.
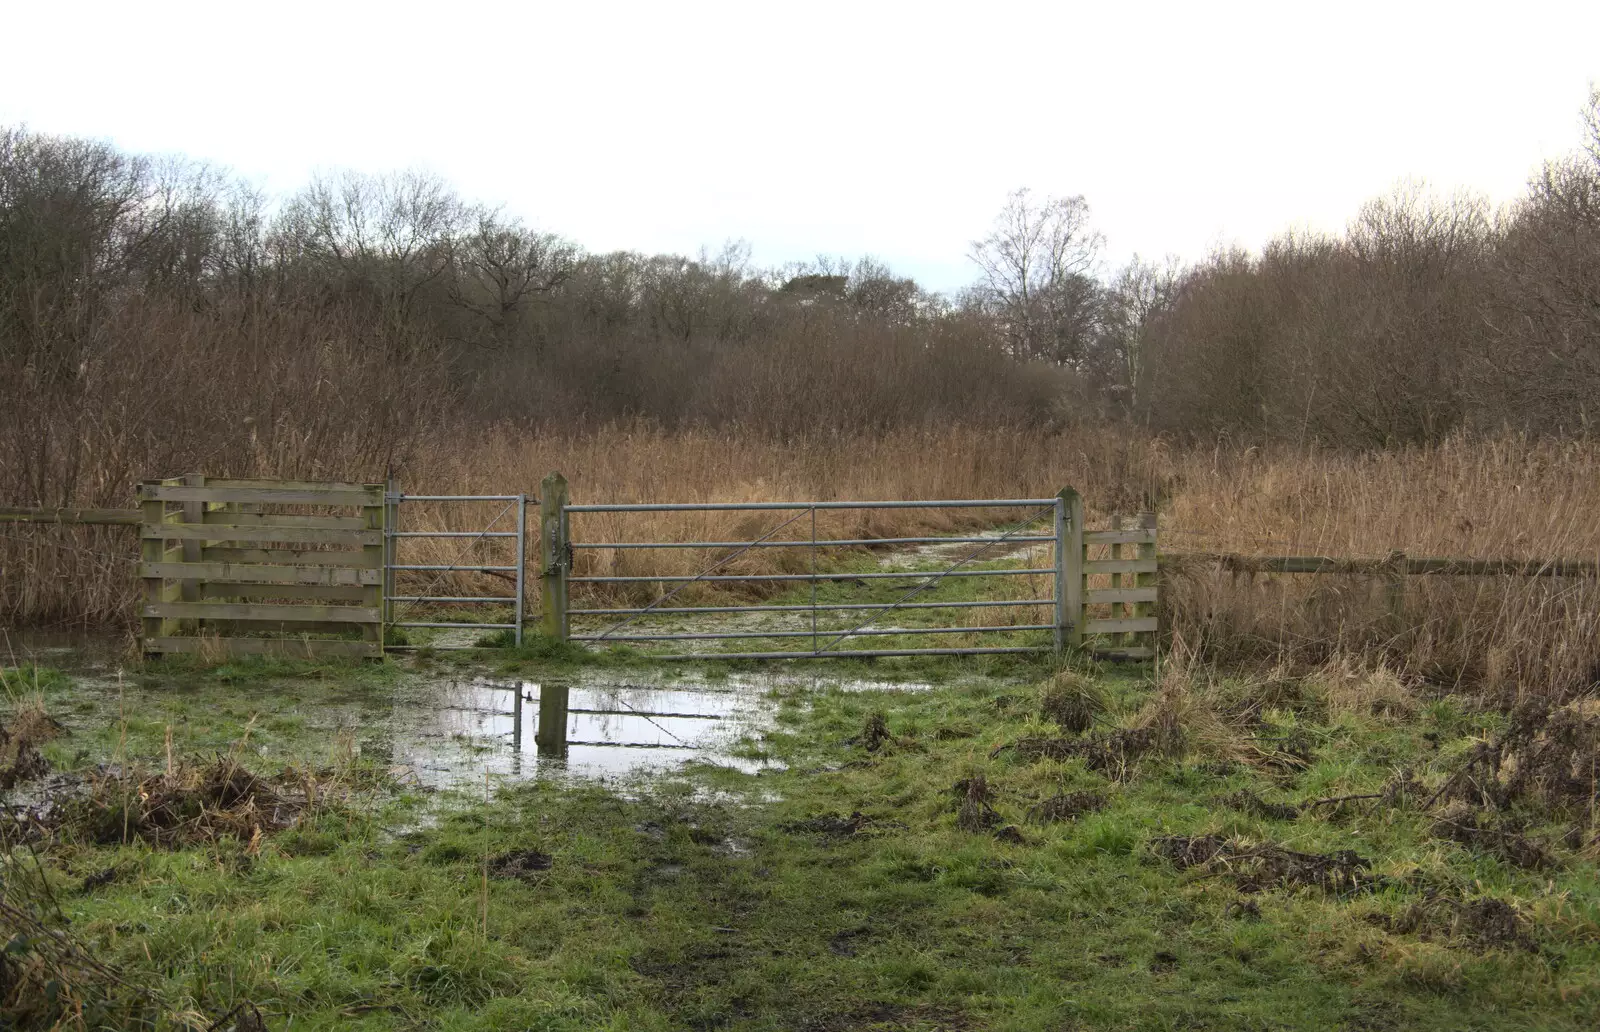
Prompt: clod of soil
<box><xmin>782</xmin><ymin>811</ymin><xmax>885</xmax><ymax>837</ymax></box>
<box><xmin>1151</xmin><ymin>834</ymin><xmax>1382</xmax><ymax>895</ymax></box>
<box><xmin>1439</xmin><ymin>698</ymin><xmax>1600</xmax><ymax>815</ymax></box>
<box><xmin>1369</xmin><ymin>897</ymin><xmax>1537</xmax><ymax>952</ymax></box>
<box><xmin>1028</xmin><ymin>790</ymin><xmax>1108</xmax><ymax>824</ymax></box>
<box><xmin>955</xmin><ymin>775</ymin><xmax>1000</xmax><ymax>832</ymax></box>
<box><xmin>1431</xmin><ymin>804</ymin><xmax>1555</xmax><ymax>869</ymax></box>
<box><xmin>1007</xmin><ymin>727</ymin><xmax>1170</xmax><ymax>775</ymax></box>
<box><xmin>993</xmin><ymin>824</ymin><xmax>1026</xmax><ymax>844</ymax></box>
<box><xmin>0</xmin><ymin>706</ymin><xmax>61</xmax><ymax>790</ymax></box>
<box><xmin>58</xmin><ymin>757</ymin><xmax>335</xmax><ymax>848</ymax></box>
<box><xmin>489</xmin><ymin>848</ymin><xmax>554</xmax><ymax>882</ymax></box>
<box><xmin>1039</xmin><ymin>671</ymin><xmax>1104</xmax><ymax>734</ymax></box>
<box><xmin>861</xmin><ymin>712</ymin><xmax>892</xmax><ymax>753</ymax></box>
<box><xmin>1220</xmin><ymin>790</ymin><xmax>1301</xmax><ymax>821</ymax></box>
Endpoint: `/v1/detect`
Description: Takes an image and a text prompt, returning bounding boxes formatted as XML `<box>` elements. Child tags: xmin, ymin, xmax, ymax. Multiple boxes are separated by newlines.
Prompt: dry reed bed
<box><xmin>5</xmin><ymin>427</ymin><xmax>1599</xmax><ymax>694</ymax></box>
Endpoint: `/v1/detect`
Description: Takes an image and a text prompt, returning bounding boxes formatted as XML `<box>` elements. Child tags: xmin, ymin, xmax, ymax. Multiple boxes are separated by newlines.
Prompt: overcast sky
<box><xmin>3</xmin><ymin>0</ymin><xmax>1598</xmax><ymax>292</ymax></box>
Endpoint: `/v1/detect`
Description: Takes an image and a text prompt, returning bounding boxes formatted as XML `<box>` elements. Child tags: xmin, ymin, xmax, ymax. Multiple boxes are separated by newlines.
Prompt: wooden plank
<box><xmin>141</xmin><ymin>489</ymin><xmax>177</xmax><ymax>646</ymax></box>
<box><xmin>141</xmin><ymin>601</ymin><xmax>379</xmax><ymax>624</ymax></box>
<box><xmin>202</xmin><ymin>547</ymin><xmax>380</xmax><ymax>569</ymax></box>
<box><xmin>144</xmin><ymin>636</ymin><xmax>381</xmax><ymax>659</ymax></box>
<box><xmin>138</xmin><ymin>485</ymin><xmax>382</xmax><ymax>506</ymax></box>
<box><xmin>200</xmin><ymin>511</ymin><xmax>368</xmax><ymax>530</ymax></box>
<box><xmin>1092</xmin><ymin>645</ymin><xmax>1155</xmax><ymax>661</ymax></box>
<box><xmin>1087</xmin><ymin>587</ymin><xmax>1160</xmax><ymax>604</ymax></box>
<box><xmin>201</xmin><ymin>478</ymin><xmax>384</xmax><ymax>493</ymax></box>
<box><xmin>143</xmin><ymin>523</ymin><xmax>380</xmax><ymax>546</ymax></box>
<box><xmin>1084</xmin><ymin>617</ymin><xmax>1160</xmax><ymax>634</ymax></box>
<box><xmin>0</xmin><ymin>506</ymin><xmax>141</xmax><ymax>526</ymax></box>
<box><xmin>1084</xmin><ymin>529</ymin><xmax>1158</xmax><ymax>545</ymax></box>
<box><xmin>1084</xmin><ymin>558</ymin><xmax>1158</xmax><ymax>575</ymax></box>
<box><xmin>1175</xmin><ymin>553</ymin><xmax>1600</xmax><ymax>578</ymax></box>
<box><xmin>139</xmin><ymin>562</ymin><xmax>381</xmax><ymax>585</ymax></box>
<box><xmin>200</xmin><ymin>583</ymin><xmax>372</xmax><ymax>603</ymax></box>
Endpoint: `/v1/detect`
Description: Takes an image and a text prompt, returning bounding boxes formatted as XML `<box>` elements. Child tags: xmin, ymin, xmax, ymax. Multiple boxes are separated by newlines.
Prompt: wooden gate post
<box><xmin>1056</xmin><ymin>487</ymin><xmax>1085</xmax><ymax>650</ymax></box>
<box><xmin>540</xmin><ymin>472</ymin><xmax>570</xmax><ymax>641</ymax></box>
<box><xmin>1137</xmin><ymin>511</ymin><xmax>1158</xmax><ymax>657</ymax></box>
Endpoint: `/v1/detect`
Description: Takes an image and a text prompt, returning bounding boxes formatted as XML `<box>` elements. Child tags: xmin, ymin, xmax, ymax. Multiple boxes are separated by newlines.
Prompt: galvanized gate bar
<box><xmin>569</xmin><ymin>535</ymin><xmax>1056</xmax><ymax>549</ymax></box>
<box><xmin>571</xmin><ymin>569</ymin><xmax>1055</xmax><ymax>583</ymax></box>
<box><xmin>571</xmin><ymin>625</ymin><xmax>1056</xmax><ymax>642</ymax></box>
<box><xmin>567</xmin><ymin>598</ymin><xmax>1054</xmax><ymax>616</ymax></box>
<box><xmin>565</xmin><ymin>499</ymin><xmax>1057</xmax><ymax>512</ymax></box>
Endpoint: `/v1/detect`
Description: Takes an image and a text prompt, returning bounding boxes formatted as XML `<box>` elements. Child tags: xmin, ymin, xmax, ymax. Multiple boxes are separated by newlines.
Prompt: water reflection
<box><xmin>394</xmin><ymin>677</ymin><xmax>782</xmax><ymax>786</ymax></box>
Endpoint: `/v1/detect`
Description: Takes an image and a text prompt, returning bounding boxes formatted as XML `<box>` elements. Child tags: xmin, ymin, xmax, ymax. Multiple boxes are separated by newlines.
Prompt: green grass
<box><xmin>8</xmin><ymin>658</ymin><xmax>1600</xmax><ymax>1030</ymax></box>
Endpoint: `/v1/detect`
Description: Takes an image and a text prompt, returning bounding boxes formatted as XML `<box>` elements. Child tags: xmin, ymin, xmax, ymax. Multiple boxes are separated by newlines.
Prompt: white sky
<box><xmin>3</xmin><ymin>0</ymin><xmax>1597</xmax><ymax>293</ymax></box>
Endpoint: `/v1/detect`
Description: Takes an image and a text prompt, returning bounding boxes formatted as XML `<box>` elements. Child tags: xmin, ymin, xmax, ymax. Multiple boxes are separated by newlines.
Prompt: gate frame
<box><xmin>543</xmin><ymin>482</ymin><xmax>1158</xmax><ymax>662</ymax></box>
<box><xmin>383</xmin><ymin>489</ymin><xmax>528</xmax><ymax>647</ymax></box>
<box><xmin>555</xmin><ymin>494</ymin><xmax>1064</xmax><ymax>660</ymax></box>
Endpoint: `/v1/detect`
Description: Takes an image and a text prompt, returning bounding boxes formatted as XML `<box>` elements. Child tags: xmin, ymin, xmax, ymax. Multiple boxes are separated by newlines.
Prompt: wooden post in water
<box><xmin>535</xmin><ymin>682</ymin><xmax>570</xmax><ymax>758</ymax></box>
<box><xmin>540</xmin><ymin>472</ymin><xmax>570</xmax><ymax>641</ymax></box>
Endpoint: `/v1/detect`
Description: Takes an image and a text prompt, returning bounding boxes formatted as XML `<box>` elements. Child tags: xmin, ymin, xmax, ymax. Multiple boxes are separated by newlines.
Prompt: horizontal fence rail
<box><xmin>564</xmin><ymin>499</ymin><xmax>1059</xmax><ymax>513</ymax></box>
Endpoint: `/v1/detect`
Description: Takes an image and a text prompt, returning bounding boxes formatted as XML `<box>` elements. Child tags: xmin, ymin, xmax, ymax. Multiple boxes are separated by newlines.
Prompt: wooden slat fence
<box><xmin>1060</xmin><ymin>499</ymin><xmax>1160</xmax><ymax>660</ymax></box>
<box><xmin>136</xmin><ymin>476</ymin><xmax>386</xmax><ymax>659</ymax></box>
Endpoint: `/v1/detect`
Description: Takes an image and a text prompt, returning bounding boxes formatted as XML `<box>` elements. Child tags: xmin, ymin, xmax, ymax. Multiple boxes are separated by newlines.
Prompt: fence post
<box><xmin>138</xmin><ymin>479</ymin><xmax>177</xmax><ymax>656</ymax></box>
<box><xmin>1056</xmin><ymin>487</ymin><xmax>1084</xmax><ymax>651</ymax></box>
<box><xmin>1138</xmin><ymin>511</ymin><xmax>1158</xmax><ymax>658</ymax></box>
<box><xmin>515</xmin><ymin>494</ymin><xmax>527</xmax><ymax>646</ymax></box>
<box><xmin>362</xmin><ymin>485</ymin><xmax>387</xmax><ymax>654</ymax></box>
<box><xmin>383</xmin><ymin>475</ymin><xmax>398</xmax><ymax>629</ymax></box>
<box><xmin>540</xmin><ymin>472</ymin><xmax>569</xmax><ymax>641</ymax></box>
<box><xmin>1384</xmin><ymin>549</ymin><xmax>1406</xmax><ymax>630</ymax></box>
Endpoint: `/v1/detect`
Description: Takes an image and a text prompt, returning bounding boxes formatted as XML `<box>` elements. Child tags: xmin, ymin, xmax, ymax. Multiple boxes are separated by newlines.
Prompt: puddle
<box><xmin>391</xmin><ymin>669</ymin><xmax>932</xmax><ymax>790</ymax></box>
<box><xmin>394</xmin><ymin>676</ymin><xmax>779</xmax><ymax>787</ymax></box>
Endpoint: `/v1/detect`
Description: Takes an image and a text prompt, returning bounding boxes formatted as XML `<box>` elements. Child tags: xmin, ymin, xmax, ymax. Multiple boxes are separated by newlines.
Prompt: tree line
<box><xmin>2</xmin><ymin>90</ymin><xmax>1598</xmax><ymax>505</ymax></box>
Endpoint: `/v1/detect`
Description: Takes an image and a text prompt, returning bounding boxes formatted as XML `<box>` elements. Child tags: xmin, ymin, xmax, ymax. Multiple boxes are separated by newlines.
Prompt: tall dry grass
<box><xmin>4</xmin><ymin>425</ymin><xmax>1599</xmax><ymax>696</ymax></box>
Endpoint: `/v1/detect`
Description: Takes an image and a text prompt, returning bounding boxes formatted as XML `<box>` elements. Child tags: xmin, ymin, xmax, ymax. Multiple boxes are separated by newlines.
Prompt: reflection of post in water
<box><xmin>535</xmin><ymin>682</ymin><xmax>570</xmax><ymax>759</ymax></box>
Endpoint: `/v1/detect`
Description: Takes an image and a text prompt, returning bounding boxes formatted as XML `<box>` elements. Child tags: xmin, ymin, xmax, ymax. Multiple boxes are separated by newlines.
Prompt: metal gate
<box><xmin>383</xmin><ymin>487</ymin><xmax>528</xmax><ymax>647</ymax></box>
<box><xmin>374</xmin><ymin>480</ymin><xmax>1158</xmax><ymax>661</ymax></box>
<box><xmin>559</xmin><ymin>497</ymin><xmax>1068</xmax><ymax>660</ymax></box>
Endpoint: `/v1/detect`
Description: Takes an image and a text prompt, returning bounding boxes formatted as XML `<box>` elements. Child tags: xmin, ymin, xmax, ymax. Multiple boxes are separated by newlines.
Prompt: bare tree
<box><xmin>446</xmin><ymin>210</ymin><xmax>578</xmax><ymax>351</ymax></box>
<box><xmin>969</xmin><ymin>188</ymin><xmax>1105</xmax><ymax>365</ymax></box>
<box><xmin>1096</xmin><ymin>255</ymin><xmax>1181</xmax><ymax>412</ymax></box>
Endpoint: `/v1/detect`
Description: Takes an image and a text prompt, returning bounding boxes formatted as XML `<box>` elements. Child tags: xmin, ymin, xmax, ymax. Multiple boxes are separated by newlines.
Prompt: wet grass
<box><xmin>6</xmin><ymin>655</ymin><xmax>1600</xmax><ymax>1029</ymax></box>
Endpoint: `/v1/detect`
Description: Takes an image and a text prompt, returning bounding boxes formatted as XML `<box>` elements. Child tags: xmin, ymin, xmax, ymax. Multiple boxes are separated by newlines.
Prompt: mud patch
<box><xmin>489</xmin><ymin>848</ymin><xmax>554</xmax><ymax>882</ymax></box>
<box><xmin>1007</xmin><ymin>727</ymin><xmax>1172</xmax><ymax>775</ymax></box>
<box><xmin>1028</xmin><ymin>790</ymin><xmax>1107</xmax><ymax>823</ymax></box>
<box><xmin>1369</xmin><ymin>897</ymin><xmax>1538</xmax><ymax>952</ymax></box>
<box><xmin>782</xmin><ymin>811</ymin><xmax>899</xmax><ymax>838</ymax></box>
<box><xmin>1151</xmin><ymin>834</ymin><xmax>1382</xmax><ymax>895</ymax></box>
<box><xmin>1220</xmin><ymin>790</ymin><xmax>1301</xmax><ymax>821</ymax></box>
<box><xmin>1431</xmin><ymin>805</ymin><xmax>1555</xmax><ymax>869</ymax></box>
<box><xmin>56</xmin><ymin>758</ymin><xmax>346</xmax><ymax>848</ymax></box>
